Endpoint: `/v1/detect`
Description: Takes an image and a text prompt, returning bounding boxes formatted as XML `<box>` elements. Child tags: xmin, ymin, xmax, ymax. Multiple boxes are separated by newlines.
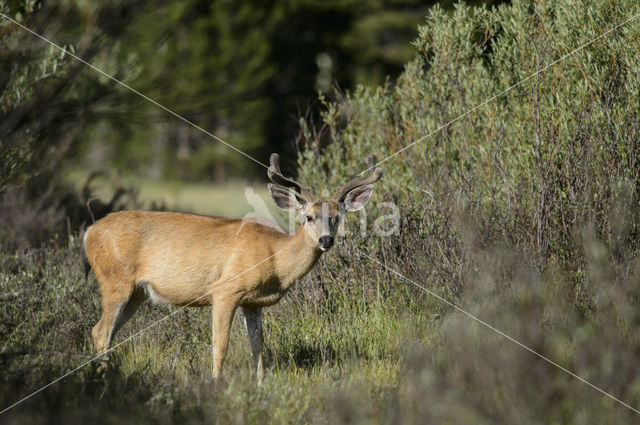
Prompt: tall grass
<box><xmin>0</xmin><ymin>235</ymin><xmax>421</xmax><ymax>424</ymax></box>
<box><xmin>3</xmin><ymin>212</ymin><xmax>640</xmax><ymax>423</ymax></box>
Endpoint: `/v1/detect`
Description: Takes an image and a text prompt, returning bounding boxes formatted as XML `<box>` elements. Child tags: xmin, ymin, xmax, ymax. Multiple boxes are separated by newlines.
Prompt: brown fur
<box><xmin>85</xmin><ymin>209</ymin><xmax>327</xmax><ymax>381</ymax></box>
<box><xmin>86</xmin><ymin>155</ymin><xmax>380</xmax><ymax>383</ymax></box>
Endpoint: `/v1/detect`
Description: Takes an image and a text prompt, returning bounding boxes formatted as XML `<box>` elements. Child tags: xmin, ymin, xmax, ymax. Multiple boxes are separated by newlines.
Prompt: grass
<box><xmin>0</xmin><ymin>235</ymin><xmax>429</xmax><ymax>424</ymax></box>
<box><xmin>3</xmin><ymin>218</ymin><xmax>640</xmax><ymax>424</ymax></box>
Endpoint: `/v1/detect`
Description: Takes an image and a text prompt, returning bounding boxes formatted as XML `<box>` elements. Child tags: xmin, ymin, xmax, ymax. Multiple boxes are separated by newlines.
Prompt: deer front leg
<box><xmin>211</xmin><ymin>299</ymin><xmax>237</xmax><ymax>382</ymax></box>
<box><xmin>241</xmin><ymin>306</ymin><xmax>265</xmax><ymax>383</ymax></box>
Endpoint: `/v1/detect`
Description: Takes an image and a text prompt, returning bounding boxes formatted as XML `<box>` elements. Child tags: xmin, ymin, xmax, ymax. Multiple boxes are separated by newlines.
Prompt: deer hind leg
<box><xmin>241</xmin><ymin>306</ymin><xmax>265</xmax><ymax>384</ymax></box>
<box><xmin>111</xmin><ymin>285</ymin><xmax>147</xmax><ymax>340</ymax></box>
<box><xmin>92</xmin><ymin>279</ymin><xmax>136</xmax><ymax>356</ymax></box>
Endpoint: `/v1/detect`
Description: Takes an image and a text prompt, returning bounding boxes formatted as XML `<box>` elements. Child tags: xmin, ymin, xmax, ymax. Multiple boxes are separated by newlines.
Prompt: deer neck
<box><xmin>275</xmin><ymin>225</ymin><xmax>322</xmax><ymax>287</ymax></box>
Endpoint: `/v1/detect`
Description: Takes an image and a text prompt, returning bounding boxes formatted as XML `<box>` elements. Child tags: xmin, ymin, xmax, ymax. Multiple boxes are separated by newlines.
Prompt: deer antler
<box><xmin>267</xmin><ymin>153</ymin><xmax>316</xmax><ymax>202</ymax></box>
<box><xmin>332</xmin><ymin>154</ymin><xmax>383</xmax><ymax>202</ymax></box>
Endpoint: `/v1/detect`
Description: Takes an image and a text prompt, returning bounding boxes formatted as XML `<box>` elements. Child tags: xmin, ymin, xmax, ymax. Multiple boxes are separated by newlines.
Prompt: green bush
<box><xmin>291</xmin><ymin>0</ymin><xmax>640</xmax><ymax>421</ymax></box>
<box><xmin>297</xmin><ymin>0</ymin><xmax>640</xmax><ymax>264</ymax></box>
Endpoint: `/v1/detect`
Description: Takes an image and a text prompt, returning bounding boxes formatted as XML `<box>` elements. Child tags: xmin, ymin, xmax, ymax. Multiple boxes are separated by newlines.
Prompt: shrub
<box><xmin>297</xmin><ymin>0</ymin><xmax>640</xmax><ymax>266</ymax></box>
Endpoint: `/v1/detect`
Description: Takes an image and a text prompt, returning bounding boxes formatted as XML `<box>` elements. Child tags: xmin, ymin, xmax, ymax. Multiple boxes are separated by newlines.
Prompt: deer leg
<box><xmin>241</xmin><ymin>306</ymin><xmax>265</xmax><ymax>384</ymax></box>
<box><xmin>111</xmin><ymin>285</ymin><xmax>147</xmax><ymax>338</ymax></box>
<box><xmin>92</xmin><ymin>300</ymin><xmax>126</xmax><ymax>356</ymax></box>
<box><xmin>211</xmin><ymin>300</ymin><xmax>237</xmax><ymax>382</ymax></box>
<box><xmin>92</xmin><ymin>280</ymin><xmax>134</xmax><ymax>357</ymax></box>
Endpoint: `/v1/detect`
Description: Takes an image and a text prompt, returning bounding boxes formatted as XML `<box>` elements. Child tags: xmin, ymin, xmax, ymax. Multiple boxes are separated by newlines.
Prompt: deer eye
<box><xmin>306</xmin><ymin>215</ymin><xmax>314</xmax><ymax>222</ymax></box>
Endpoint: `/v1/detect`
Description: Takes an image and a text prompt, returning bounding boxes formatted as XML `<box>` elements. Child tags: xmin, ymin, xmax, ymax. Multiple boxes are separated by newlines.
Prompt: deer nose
<box><xmin>318</xmin><ymin>235</ymin><xmax>334</xmax><ymax>250</ymax></box>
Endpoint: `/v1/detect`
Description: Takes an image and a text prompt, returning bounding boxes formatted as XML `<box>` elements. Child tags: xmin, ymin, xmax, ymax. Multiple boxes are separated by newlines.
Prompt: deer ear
<box><xmin>268</xmin><ymin>184</ymin><xmax>305</xmax><ymax>212</ymax></box>
<box><xmin>343</xmin><ymin>184</ymin><xmax>374</xmax><ymax>212</ymax></box>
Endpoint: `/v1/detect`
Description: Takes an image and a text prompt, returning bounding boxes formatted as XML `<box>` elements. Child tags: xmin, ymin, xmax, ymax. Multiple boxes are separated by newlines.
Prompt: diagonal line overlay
<box><xmin>358</xmin><ymin>11</ymin><xmax>640</xmax><ymax>176</ymax></box>
<box><xmin>0</xmin><ymin>12</ymin><xmax>270</xmax><ymax>171</ymax></box>
<box><xmin>357</xmin><ymin>248</ymin><xmax>640</xmax><ymax>415</ymax></box>
<box><xmin>2</xmin><ymin>5</ymin><xmax>640</xmax><ymax>419</ymax></box>
<box><xmin>0</xmin><ymin>247</ymin><xmax>286</xmax><ymax>415</ymax></box>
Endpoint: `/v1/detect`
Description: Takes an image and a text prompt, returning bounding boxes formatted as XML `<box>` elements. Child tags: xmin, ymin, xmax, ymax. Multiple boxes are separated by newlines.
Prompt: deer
<box><xmin>84</xmin><ymin>153</ymin><xmax>383</xmax><ymax>383</ymax></box>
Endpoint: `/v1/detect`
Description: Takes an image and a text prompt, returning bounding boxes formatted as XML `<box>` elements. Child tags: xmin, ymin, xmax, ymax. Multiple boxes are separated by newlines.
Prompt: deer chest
<box><xmin>241</xmin><ymin>277</ymin><xmax>290</xmax><ymax>307</ymax></box>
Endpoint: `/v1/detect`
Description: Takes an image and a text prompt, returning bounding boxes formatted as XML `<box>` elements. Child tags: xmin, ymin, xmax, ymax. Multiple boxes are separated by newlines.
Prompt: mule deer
<box><xmin>84</xmin><ymin>153</ymin><xmax>383</xmax><ymax>382</ymax></box>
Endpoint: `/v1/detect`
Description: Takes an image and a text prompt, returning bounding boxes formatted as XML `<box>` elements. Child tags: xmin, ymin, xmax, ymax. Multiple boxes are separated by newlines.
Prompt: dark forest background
<box><xmin>2</xmin><ymin>0</ymin><xmax>497</xmax><ymax>186</ymax></box>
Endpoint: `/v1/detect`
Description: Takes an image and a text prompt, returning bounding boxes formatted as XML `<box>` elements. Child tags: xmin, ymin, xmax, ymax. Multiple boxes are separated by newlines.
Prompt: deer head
<box><xmin>267</xmin><ymin>153</ymin><xmax>383</xmax><ymax>251</ymax></box>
